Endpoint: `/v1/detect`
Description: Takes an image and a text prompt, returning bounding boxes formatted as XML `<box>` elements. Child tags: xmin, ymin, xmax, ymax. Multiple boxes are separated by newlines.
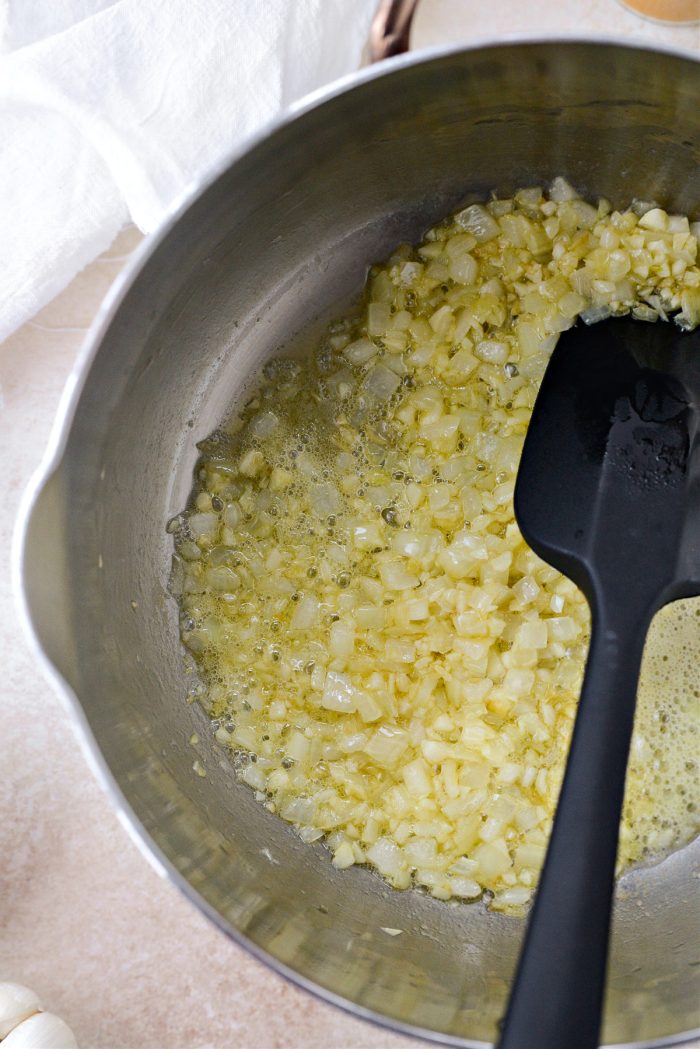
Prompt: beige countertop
<box><xmin>1</xmin><ymin>5</ymin><xmax>699</xmax><ymax>1048</ymax></box>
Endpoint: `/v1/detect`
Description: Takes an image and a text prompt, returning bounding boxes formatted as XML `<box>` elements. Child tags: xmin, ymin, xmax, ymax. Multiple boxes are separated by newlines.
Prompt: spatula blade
<box><xmin>514</xmin><ymin>316</ymin><xmax>700</xmax><ymax>603</ymax></box>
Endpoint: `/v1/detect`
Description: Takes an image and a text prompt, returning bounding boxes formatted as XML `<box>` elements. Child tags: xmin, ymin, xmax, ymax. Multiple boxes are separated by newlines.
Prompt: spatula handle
<box><xmin>497</xmin><ymin>602</ymin><xmax>649</xmax><ymax>1049</ymax></box>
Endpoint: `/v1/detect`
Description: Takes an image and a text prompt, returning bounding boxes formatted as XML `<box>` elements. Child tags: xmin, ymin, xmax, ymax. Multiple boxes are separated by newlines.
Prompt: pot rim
<box><xmin>13</xmin><ymin>35</ymin><xmax>700</xmax><ymax>1049</ymax></box>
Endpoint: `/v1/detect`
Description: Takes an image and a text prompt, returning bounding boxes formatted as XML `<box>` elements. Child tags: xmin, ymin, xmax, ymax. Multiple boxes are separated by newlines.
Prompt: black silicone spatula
<box><xmin>497</xmin><ymin>316</ymin><xmax>700</xmax><ymax>1049</ymax></box>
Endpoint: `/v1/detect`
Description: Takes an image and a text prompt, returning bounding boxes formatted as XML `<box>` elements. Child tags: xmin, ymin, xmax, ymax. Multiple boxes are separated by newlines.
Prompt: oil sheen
<box><xmin>171</xmin><ymin>183</ymin><xmax>700</xmax><ymax>910</ymax></box>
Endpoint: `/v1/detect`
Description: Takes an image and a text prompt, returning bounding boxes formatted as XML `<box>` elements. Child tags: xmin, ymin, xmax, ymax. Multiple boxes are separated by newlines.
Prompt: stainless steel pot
<box><xmin>17</xmin><ymin>39</ymin><xmax>700</xmax><ymax>1048</ymax></box>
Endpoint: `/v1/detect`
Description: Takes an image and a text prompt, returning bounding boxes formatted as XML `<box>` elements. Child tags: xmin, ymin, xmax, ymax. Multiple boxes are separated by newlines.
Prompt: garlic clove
<box><xmin>1</xmin><ymin>1012</ymin><xmax>77</xmax><ymax>1049</ymax></box>
<box><xmin>0</xmin><ymin>983</ymin><xmax>42</xmax><ymax>1039</ymax></box>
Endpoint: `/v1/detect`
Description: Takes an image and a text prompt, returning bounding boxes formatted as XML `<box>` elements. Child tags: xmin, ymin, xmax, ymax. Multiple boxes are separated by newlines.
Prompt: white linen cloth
<box><xmin>0</xmin><ymin>0</ymin><xmax>378</xmax><ymax>344</ymax></box>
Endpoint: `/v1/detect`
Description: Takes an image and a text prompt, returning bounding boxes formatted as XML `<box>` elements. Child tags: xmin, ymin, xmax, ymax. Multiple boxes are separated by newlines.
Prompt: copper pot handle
<box><xmin>368</xmin><ymin>0</ymin><xmax>420</xmax><ymax>62</ymax></box>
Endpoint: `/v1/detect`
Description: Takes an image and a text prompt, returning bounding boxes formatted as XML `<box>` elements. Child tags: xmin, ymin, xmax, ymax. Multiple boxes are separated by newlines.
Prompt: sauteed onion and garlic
<box><xmin>169</xmin><ymin>179</ymin><xmax>700</xmax><ymax>913</ymax></box>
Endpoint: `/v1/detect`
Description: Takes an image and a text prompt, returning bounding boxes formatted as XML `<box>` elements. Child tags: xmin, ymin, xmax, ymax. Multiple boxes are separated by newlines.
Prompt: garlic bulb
<box><xmin>0</xmin><ymin>984</ymin><xmax>41</xmax><ymax>1039</ymax></box>
<box><xmin>1</xmin><ymin>1012</ymin><xmax>77</xmax><ymax>1049</ymax></box>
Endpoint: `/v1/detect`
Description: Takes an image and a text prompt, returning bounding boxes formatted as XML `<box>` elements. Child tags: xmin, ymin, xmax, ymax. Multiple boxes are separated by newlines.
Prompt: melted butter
<box><xmin>173</xmin><ymin>188</ymin><xmax>700</xmax><ymax>906</ymax></box>
<box><xmin>622</xmin><ymin>598</ymin><xmax>700</xmax><ymax>865</ymax></box>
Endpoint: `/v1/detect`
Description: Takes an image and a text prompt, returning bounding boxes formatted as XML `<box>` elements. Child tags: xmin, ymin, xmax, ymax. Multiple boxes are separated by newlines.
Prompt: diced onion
<box><xmin>175</xmin><ymin>181</ymin><xmax>699</xmax><ymax>917</ymax></box>
<box><xmin>454</xmin><ymin>203</ymin><xmax>500</xmax><ymax>242</ymax></box>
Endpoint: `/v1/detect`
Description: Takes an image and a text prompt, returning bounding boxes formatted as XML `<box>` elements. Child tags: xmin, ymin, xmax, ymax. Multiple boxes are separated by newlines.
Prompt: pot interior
<box><xmin>24</xmin><ymin>41</ymin><xmax>700</xmax><ymax>1047</ymax></box>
